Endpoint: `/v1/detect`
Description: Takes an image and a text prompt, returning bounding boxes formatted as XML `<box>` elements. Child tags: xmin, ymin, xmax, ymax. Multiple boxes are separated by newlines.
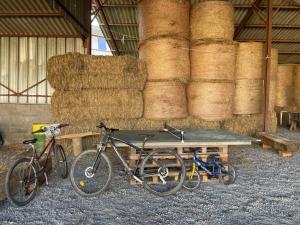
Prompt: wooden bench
<box><xmin>57</xmin><ymin>132</ymin><xmax>101</xmax><ymax>156</ymax></box>
<box><xmin>257</xmin><ymin>132</ymin><xmax>299</xmax><ymax>157</ymax></box>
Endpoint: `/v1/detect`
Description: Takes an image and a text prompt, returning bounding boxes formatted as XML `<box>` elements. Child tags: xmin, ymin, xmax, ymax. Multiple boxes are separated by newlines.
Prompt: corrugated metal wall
<box><xmin>0</xmin><ymin>37</ymin><xmax>85</xmax><ymax>104</ymax></box>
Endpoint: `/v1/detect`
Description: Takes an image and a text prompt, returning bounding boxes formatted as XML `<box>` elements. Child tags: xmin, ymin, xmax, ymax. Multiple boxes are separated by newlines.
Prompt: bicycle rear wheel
<box><xmin>5</xmin><ymin>158</ymin><xmax>38</xmax><ymax>206</ymax></box>
<box><xmin>218</xmin><ymin>164</ymin><xmax>236</xmax><ymax>185</ymax></box>
<box><xmin>140</xmin><ymin>149</ymin><xmax>186</xmax><ymax>197</ymax></box>
<box><xmin>70</xmin><ymin>150</ymin><xmax>112</xmax><ymax>197</ymax></box>
<box><xmin>54</xmin><ymin>144</ymin><xmax>68</xmax><ymax>179</ymax></box>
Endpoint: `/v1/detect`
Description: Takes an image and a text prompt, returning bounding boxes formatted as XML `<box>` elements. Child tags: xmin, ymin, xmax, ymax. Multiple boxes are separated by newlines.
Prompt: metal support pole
<box><xmin>264</xmin><ymin>0</ymin><xmax>273</xmax><ymax>132</ymax></box>
<box><xmin>85</xmin><ymin>0</ymin><xmax>92</xmax><ymax>55</ymax></box>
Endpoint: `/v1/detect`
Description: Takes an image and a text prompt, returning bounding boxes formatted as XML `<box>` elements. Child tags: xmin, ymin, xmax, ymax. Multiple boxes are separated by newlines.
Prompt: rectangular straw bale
<box><xmin>168</xmin><ymin>117</ymin><xmax>221</xmax><ymax>129</ymax></box>
<box><xmin>222</xmin><ymin>112</ymin><xmax>277</xmax><ymax>136</ymax></box>
<box><xmin>51</xmin><ymin>89</ymin><xmax>143</xmax><ymax>121</ymax></box>
<box><xmin>47</xmin><ymin>53</ymin><xmax>147</xmax><ymax>90</ymax></box>
<box><xmin>222</xmin><ymin>114</ymin><xmax>264</xmax><ymax>136</ymax></box>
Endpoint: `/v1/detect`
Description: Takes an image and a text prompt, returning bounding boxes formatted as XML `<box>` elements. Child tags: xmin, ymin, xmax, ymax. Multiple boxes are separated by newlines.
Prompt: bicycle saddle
<box><xmin>23</xmin><ymin>139</ymin><xmax>37</xmax><ymax>144</ymax></box>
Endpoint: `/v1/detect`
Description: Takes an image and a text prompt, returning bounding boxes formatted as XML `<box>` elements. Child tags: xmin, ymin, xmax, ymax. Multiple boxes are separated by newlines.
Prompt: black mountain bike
<box><xmin>5</xmin><ymin>124</ymin><xmax>69</xmax><ymax>206</ymax></box>
<box><xmin>70</xmin><ymin>122</ymin><xmax>186</xmax><ymax>197</ymax></box>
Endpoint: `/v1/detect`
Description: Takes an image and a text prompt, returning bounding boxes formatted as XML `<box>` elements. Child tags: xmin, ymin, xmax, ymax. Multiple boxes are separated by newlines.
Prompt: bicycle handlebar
<box><xmin>97</xmin><ymin>122</ymin><xmax>119</xmax><ymax>132</ymax></box>
<box><xmin>31</xmin><ymin>124</ymin><xmax>69</xmax><ymax>134</ymax></box>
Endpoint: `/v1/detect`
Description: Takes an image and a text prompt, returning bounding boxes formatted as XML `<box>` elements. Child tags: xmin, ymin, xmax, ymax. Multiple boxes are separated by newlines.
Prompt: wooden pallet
<box><xmin>129</xmin><ymin>170</ymin><xmax>210</xmax><ymax>185</ymax></box>
<box><xmin>257</xmin><ymin>132</ymin><xmax>299</xmax><ymax>157</ymax></box>
<box><xmin>127</xmin><ymin>146</ymin><xmax>229</xmax><ymax>184</ymax></box>
<box><xmin>127</xmin><ymin>146</ymin><xmax>228</xmax><ymax>162</ymax></box>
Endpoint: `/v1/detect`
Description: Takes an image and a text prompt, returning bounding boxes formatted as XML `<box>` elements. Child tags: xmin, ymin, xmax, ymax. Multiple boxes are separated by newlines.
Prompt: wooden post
<box><xmin>72</xmin><ymin>138</ymin><xmax>83</xmax><ymax>156</ymax></box>
<box><xmin>264</xmin><ymin>0</ymin><xmax>273</xmax><ymax>132</ymax></box>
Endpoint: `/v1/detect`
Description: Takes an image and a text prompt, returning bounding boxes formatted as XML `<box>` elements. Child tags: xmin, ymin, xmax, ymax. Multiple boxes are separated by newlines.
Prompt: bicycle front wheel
<box><xmin>140</xmin><ymin>149</ymin><xmax>186</xmax><ymax>197</ymax></box>
<box><xmin>54</xmin><ymin>144</ymin><xmax>68</xmax><ymax>179</ymax></box>
<box><xmin>5</xmin><ymin>158</ymin><xmax>38</xmax><ymax>206</ymax></box>
<box><xmin>70</xmin><ymin>150</ymin><xmax>112</xmax><ymax>197</ymax></box>
<box><xmin>218</xmin><ymin>164</ymin><xmax>236</xmax><ymax>185</ymax></box>
<box><xmin>183</xmin><ymin>169</ymin><xmax>201</xmax><ymax>191</ymax></box>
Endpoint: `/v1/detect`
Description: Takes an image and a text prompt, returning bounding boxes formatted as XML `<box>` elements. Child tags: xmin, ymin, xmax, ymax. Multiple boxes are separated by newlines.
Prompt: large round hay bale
<box><xmin>139</xmin><ymin>37</ymin><xmax>190</xmax><ymax>82</ymax></box>
<box><xmin>190</xmin><ymin>42</ymin><xmax>237</xmax><ymax>81</ymax></box>
<box><xmin>236</xmin><ymin>42</ymin><xmax>264</xmax><ymax>80</ymax></box>
<box><xmin>138</xmin><ymin>0</ymin><xmax>190</xmax><ymax>42</ymax></box>
<box><xmin>294</xmin><ymin>65</ymin><xmax>300</xmax><ymax>106</ymax></box>
<box><xmin>143</xmin><ymin>81</ymin><xmax>188</xmax><ymax>119</ymax></box>
<box><xmin>269</xmin><ymin>48</ymin><xmax>279</xmax><ymax>111</ymax></box>
<box><xmin>276</xmin><ymin>64</ymin><xmax>294</xmax><ymax>107</ymax></box>
<box><xmin>190</xmin><ymin>1</ymin><xmax>234</xmax><ymax>41</ymax></box>
<box><xmin>187</xmin><ymin>81</ymin><xmax>234</xmax><ymax>121</ymax></box>
<box><xmin>233</xmin><ymin>79</ymin><xmax>263</xmax><ymax>115</ymax></box>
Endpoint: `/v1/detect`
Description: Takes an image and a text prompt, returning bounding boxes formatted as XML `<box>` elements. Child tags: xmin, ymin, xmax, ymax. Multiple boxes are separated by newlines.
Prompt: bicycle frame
<box><xmin>92</xmin><ymin>131</ymin><xmax>144</xmax><ymax>182</ymax></box>
<box><xmin>193</xmin><ymin>156</ymin><xmax>225</xmax><ymax>177</ymax></box>
<box><xmin>30</xmin><ymin>137</ymin><xmax>56</xmax><ymax>176</ymax></box>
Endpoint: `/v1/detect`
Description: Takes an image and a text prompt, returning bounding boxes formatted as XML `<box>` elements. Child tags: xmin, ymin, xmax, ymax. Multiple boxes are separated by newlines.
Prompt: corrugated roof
<box><xmin>0</xmin><ymin>0</ymin><xmax>83</xmax><ymax>37</ymax></box>
<box><xmin>95</xmin><ymin>0</ymin><xmax>300</xmax><ymax>63</ymax></box>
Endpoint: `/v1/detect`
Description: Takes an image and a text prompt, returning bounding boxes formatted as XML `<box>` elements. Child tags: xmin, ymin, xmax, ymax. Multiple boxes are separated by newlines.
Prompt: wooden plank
<box><xmin>257</xmin><ymin>132</ymin><xmax>299</xmax><ymax>156</ymax></box>
<box><xmin>57</xmin><ymin>132</ymin><xmax>100</xmax><ymax>140</ymax></box>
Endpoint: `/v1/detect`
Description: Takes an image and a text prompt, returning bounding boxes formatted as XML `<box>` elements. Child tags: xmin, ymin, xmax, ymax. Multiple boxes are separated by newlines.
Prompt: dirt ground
<box><xmin>0</xmin><ymin>128</ymin><xmax>299</xmax><ymax>225</ymax></box>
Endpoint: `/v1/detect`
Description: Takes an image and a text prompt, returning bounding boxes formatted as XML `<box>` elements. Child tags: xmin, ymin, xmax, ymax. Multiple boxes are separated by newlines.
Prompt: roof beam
<box><xmin>94</xmin><ymin>0</ymin><xmax>120</xmax><ymax>55</ymax></box>
<box><xmin>100</xmin><ymin>23</ymin><xmax>300</xmax><ymax>29</ymax></box>
<box><xmin>234</xmin><ymin>0</ymin><xmax>263</xmax><ymax>39</ymax></box>
<box><xmin>114</xmin><ymin>50</ymin><xmax>300</xmax><ymax>55</ymax></box>
<box><xmin>235</xmin><ymin>24</ymin><xmax>300</xmax><ymax>28</ymax></box>
<box><xmin>279</xmin><ymin>51</ymin><xmax>300</xmax><ymax>54</ymax></box>
<box><xmin>51</xmin><ymin>0</ymin><xmax>88</xmax><ymax>36</ymax></box>
<box><xmin>99</xmin><ymin>23</ymin><xmax>138</xmax><ymax>27</ymax></box>
<box><xmin>0</xmin><ymin>33</ymin><xmax>81</xmax><ymax>38</ymax></box>
<box><xmin>238</xmin><ymin>39</ymin><xmax>300</xmax><ymax>43</ymax></box>
<box><xmin>0</xmin><ymin>13</ymin><xmax>62</xmax><ymax>17</ymax></box>
<box><xmin>99</xmin><ymin>4</ymin><xmax>300</xmax><ymax>9</ymax></box>
<box><xmin>234</xmin><ymin>4</ymin><xmax>300</xmax><ymax>9</ymax></box>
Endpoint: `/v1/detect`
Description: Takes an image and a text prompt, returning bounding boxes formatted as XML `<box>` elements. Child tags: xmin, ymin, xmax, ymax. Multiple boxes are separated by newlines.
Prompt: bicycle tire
<box><xmin>183</xmin><ymin>170</ymin><xmax>201</xmax><ymax>191</ymax></box>
<box><xmin>5</xmin><ymin>158</ymin><xmax>38</xmax><ymax>207</ymax></box>
<box><xmin>218</xmin><ymin>164</ymin><xmax>237</xmax><ymax>185</ymax></box>
<box><xmin>140</xmin><ymin>149</ymin><xmax>186</xmax><ymax>197</ymax></box>
<box><xmin>70</xmin><ymin>150</ymin><xmax>112</xmax><ymax>197</ymax></box>
<box><xmin>0</xmin><ymin>133</ymin><xmax>4</xmax><ymax>145</ymax></box>
<box><xmin>54</xmin><ymin>144</ymin><xmax>68</xmax><ymax>179</ymax></box>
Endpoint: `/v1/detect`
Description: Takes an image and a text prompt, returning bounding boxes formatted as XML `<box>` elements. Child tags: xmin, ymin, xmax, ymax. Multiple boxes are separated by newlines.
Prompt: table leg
<box><xmin>72</xmin><ymin>137</ymin><xmax>82</xmax><ymax>156</ymax></box>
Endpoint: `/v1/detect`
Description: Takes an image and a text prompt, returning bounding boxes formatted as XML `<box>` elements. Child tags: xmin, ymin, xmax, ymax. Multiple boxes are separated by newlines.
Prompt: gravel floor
<box><xmin>0</xmin><ymin>128</ymin><xmax>299</xmax><ymax>225</ymax></box>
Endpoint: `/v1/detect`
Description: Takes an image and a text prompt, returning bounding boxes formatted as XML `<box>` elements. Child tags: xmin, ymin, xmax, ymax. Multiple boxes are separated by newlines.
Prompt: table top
<box><xmin>112</xmin><ymin>129</ymin><xmax>256</xmax><ymax>148</ymax></box>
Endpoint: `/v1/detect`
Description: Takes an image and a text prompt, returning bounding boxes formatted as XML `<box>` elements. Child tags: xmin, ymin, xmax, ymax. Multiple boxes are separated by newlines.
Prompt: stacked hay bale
<box><xmin>276</xmin><ymin>65</ymin><xmax>295</xmax><ymax>108</ymax></box>
<box><xmin>188</xmin><ymin>1</ymin><xmax>236</xmax><ymax>121</ymax></box>
<box><xmin>225</xmin><ymin>43</ymin><xmax>278</xmax><ymax>135</ymax></box>
<box><xmin>233</xmin><ymin>42</ymin><xmax>264</xmax><ymax>115</ymax></box>
<box><xmin>138</xmin><ymin>0</ymin><xmax>189</xmax><ymax>120</ymax></box>
<box><xmin>48</xmin><ymin>53</ymin><xmax>147</xmax><ymax>134</ymax></box>
<box><xmin>266</xmin><ymin>48</ymin><xmax>279</xmax><ymax>132</ymax></box>
<box><xmin>294</xmin><ymin>65</ymin><xmax>300</xmax><ymax>108</ymax></box>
